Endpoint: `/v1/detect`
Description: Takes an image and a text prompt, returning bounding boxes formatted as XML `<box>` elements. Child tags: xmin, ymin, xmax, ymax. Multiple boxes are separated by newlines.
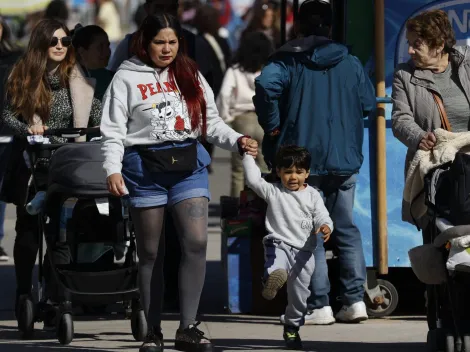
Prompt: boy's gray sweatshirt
<box><xmin>243</xmin><ymin>154</ymin><xmax>334</xmax><ymax>251</ymax></box>
<box><xmin>100</xmin><ymin>57</ymin><xmax>242</xmax><ymax>177</ymax></box>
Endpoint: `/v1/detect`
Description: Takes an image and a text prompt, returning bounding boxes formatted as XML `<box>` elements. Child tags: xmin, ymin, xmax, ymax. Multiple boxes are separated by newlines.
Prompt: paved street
<box><xmin>0</xmin><ymin>147</ymin><xmax>428</xmax><ymax>351</ymax></box>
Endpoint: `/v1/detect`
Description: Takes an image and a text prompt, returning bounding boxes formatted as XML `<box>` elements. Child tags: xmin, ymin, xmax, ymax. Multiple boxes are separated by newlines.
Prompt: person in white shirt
<box><xmin>217</xmin><ymin>31</ymin><xmax>274</xmax><ymax>197</ymax></box>
<box><xmin>243</xmin><ymin>145</ymin><xmax>333</xmax><ymax>350</ymax></box>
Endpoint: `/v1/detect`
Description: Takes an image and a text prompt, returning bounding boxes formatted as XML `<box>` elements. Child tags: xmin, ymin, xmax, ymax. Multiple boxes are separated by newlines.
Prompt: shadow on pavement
<box><xmin>0</xmin><ymin>259</ymin><xmax>227</xmax><ymax>321</ymax></box>
<box><xmin>213</xmin><ymin>339</ymin><xmax>426</xmax><ymax>352</ymax></box>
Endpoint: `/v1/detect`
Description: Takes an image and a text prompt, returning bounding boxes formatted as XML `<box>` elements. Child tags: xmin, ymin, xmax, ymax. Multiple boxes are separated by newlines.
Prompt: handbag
<box><xmin>432</xmin><ymin>92</ymin><xmax>452</xmax><ymax>131</ymax></box>
<box><xmin>136</xmin><ymin>142</ymin><xmax>198</xmax><ymax>173</ymax></box>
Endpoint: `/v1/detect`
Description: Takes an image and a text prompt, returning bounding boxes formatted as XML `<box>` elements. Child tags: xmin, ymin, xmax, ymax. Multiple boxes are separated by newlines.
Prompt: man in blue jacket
<box><xmin>253</xmin><ymin>0</ymin><xmax>375</xmax><ymax>324</ymax></box>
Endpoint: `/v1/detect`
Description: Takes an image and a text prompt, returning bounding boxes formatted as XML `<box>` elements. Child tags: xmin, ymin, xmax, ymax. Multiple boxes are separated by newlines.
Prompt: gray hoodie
<box><xmin>100</xmin><ymin>57</ymin><xmax>242</xmax><ymax>177</ymax></box>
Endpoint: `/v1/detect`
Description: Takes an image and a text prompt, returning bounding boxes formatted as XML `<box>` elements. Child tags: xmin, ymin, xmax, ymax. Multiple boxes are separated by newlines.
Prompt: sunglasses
<box><xmin>50</xmin><ymin>36</ymin><xmax>72</xmax><ymax>48</ymax></box>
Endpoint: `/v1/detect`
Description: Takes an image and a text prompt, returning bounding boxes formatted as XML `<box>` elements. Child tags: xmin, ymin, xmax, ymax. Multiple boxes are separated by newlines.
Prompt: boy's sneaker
<box><xmin>175</xmin><ymin>322</ymin><xmax>212</xmax><ymax>352</ymax></box>
<box><xmin>262</xmin><ymin>269</ymin><xmax>288</xmax><ymax>300</ymax></box>
<box><xmin>283</xmin><ymin>325</ymin><xmax>302</xmax><ymax>350</ymax></box>
<box><xmin>335</xmin><ymin>301</ymin><xmax>368</xmax><ymax>323</ymax></box>
<box><xmin>140</xmin><ymin>328</ymin><xmax>164</xmax><ymax>352</ymax></box>
<box><xmin>0</xmin><ymin>246</ymin><xmax>9</xmax><ymax>261</ymax></box>
<box><xmin>280</xmin><ymin>306</ymin><xmax>336</xmax><ymax>325</ymax></box>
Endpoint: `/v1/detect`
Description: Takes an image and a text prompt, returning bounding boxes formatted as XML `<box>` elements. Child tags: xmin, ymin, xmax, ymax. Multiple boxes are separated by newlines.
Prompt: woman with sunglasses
<box><xmin>1</xmin><ymin>18</ymin><xmax>101</xmax><ymax>330</ymax></box>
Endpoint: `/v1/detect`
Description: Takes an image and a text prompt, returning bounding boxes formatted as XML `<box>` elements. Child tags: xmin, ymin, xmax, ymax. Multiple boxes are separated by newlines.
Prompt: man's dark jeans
<box><xmin>307</xmin><ymin>174</ymin><xmax>367</xmax><ymax>309</ymax></box>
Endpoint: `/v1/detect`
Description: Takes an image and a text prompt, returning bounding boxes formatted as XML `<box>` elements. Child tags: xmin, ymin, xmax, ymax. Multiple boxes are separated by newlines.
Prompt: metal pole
<box><xmin>374</xmin><ymin>0</ymin><xmax>388</xmax><ymax>275</ymax></box>
<box><xmin>293</xmin><ymin>0</ymin><xmax>299</xmax><ymax>22</ymax></box>
<box><xmin>281</xmin><ymin>0</ymin><xmax>287</xmax><ymax>44</ymax></box>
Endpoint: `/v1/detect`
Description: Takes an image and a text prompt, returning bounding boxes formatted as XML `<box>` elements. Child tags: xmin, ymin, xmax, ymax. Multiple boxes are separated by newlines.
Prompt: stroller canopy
<box><xmin>48</xmin><ymin>143</ymin><xmax>109</xmax><ymax>196</ymax></box>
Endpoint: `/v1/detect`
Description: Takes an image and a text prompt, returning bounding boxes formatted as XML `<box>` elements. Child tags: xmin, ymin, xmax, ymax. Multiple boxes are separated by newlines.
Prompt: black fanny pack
<box><xmin>136</xmin><ymin>142</ymin><xmax>198</xmax><ymax>173</ymax></box>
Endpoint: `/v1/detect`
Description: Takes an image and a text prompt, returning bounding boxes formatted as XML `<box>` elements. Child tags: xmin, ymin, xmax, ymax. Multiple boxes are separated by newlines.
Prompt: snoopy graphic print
<box><xmin>139</xmin><ymin>80</ymin><xmax>192</xmax><ymax>141</ymax></box>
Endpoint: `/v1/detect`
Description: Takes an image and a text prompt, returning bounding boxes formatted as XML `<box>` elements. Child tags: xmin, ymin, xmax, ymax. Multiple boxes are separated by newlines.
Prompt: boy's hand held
<box><xmin>315</xmin><ymin>224</ymin><xmax>331</xmax><ymax>242</ymax></box>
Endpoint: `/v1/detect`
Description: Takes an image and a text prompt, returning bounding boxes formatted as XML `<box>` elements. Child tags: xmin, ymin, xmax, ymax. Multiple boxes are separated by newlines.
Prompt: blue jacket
<box><xmin>253</xmin><ymin>36</ymin><xmax>376</xmax><ymax>176</ymax></box>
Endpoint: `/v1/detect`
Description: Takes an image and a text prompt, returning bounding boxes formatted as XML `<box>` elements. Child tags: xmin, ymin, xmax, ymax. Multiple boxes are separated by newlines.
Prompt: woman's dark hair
<box><xmin>275</xmin><ymin>145</ymin><xmax>311</xmax><ymax>171</ymax></box>
<box><xmin>72</xmin><ymin>24</ymin><xmax>108</xmax><ymax>53</ymax></box>
<box><xmin>132</xmin><ymin>13</ymin><xmax>207</xmax><ymax>137</ymax></box>
<box><xmin>193</xmin><ymin>4</ymin><xmax>221</xmax><ymax>37</ymax></box>
<box><xmin>233</xmin><ymin>31</ymin><xmax>273</xmax><ymax>73</ymax></box>
<box><xmin>44</xmin><ymin>0</ymin><xmax>69</xmax><ymax>24</ymax></box>
<box><xmin>406</xmin><ymin>9</ymin><xmax>456</xmax><ymax>53</ymax></box>
<box><xmin>0</xmin><ymin>17</ymin><xmax>19</xmax><ymax>56</ymax></box>
<box><xmin>243</xmin><ymin>0</ymin><xmax>280</xmax><ymax>35</ymax></box>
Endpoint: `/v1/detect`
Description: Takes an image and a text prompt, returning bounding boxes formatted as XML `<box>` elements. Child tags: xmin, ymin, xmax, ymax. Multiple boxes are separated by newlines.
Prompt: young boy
<box><xmin>243</xmin><ymin>145</ymin><xmax>333</xmax><ymax>349</ymax></box>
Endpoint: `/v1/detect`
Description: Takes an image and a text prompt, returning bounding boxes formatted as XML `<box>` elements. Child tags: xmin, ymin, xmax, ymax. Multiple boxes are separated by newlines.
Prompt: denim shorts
<box><xmin>122</xmin><ymin>140</ymin><xmax>211</xmax><ymax>208</ymax></box>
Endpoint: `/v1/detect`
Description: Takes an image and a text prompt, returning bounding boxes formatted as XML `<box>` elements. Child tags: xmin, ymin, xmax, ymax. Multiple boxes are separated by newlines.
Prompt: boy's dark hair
<box><xmin>275</xmin><ymin>145</ymin><xmax>311</xmax><ymax>171</ymax></box>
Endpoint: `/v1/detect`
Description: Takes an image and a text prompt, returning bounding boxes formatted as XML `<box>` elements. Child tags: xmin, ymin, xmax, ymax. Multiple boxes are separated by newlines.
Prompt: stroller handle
<box><xmin>43</xmin><ymin>127</ymin><xmax>99</xmax><ymax>139</ymax></box>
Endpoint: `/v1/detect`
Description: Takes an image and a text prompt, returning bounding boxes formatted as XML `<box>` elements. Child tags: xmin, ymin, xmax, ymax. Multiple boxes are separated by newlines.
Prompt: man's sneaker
<box><xmin>0</xmin><ymin>247</ymin><xmax>9</xmax><ymax>261</ymax></box>
<box><xmin>280</xmin><ymin>306</ymin><xmax>336</xmax><ymax>325</ymax></box>
<box><xmin>140</xmin><ymin>328</ymin><xmax>164</xmax><ymax>352</ymax></box>
<box><xmin>335</xmin><ymin>301</ymin><xmax>368</xmax><ymax>323</ymax></box>
<box><xmin>175</xmin><ymin>322</ymin><xmax>212</xmax><ymax>352</ymax></box>
<box><xmin>283</xmin><ymin>325</ymin><xmax>302</xmax><ymax>350</ymax></box>
<box><xmin>262</xmin><ymin>269</ymin><xmax>288</xmax><ymax>301</ymax></box>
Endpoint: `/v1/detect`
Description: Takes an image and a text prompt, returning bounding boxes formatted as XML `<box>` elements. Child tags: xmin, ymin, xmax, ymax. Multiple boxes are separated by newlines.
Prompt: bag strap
<box><xmin>432</xmin><ymin>92</ymin><xmax>452</xmax><ymax>131</ymax></box>
<box><xmin>203</xmin><ymin>33</ymin><xmax>226</xmax><ymax>72</ymax></box>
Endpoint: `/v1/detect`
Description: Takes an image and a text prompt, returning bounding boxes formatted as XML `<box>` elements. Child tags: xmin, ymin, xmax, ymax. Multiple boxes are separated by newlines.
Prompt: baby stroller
<box><xmin>409</xmin><ymin>152</ymin><xmax>470</xmax><ymax>352</ymax></box>
<box><xmin>16</xmin><ymin>128</ymin><xmax>147</xmax><ymax>345</ymax></box>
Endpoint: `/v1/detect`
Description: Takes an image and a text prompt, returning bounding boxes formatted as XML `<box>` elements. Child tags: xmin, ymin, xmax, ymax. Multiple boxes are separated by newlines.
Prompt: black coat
<box><xmin>195</xmin><ymin>34</ymin><xmax>231</xmax><ymax>98</ymax></box>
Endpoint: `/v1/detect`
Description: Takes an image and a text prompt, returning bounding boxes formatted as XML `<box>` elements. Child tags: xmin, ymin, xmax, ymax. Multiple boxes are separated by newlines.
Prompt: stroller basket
<box><xmin>48</xmin><ymin>142</ymin><xmax>108</xmax><ymax>196</ymax></box>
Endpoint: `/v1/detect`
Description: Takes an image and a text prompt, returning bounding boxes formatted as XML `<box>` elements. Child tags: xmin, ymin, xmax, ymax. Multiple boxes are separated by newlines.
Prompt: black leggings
<box><xmin>131</xmin><ymin>197</ymin><xmax>208</xmax><ymax>330</ymax></box>
<box><xmin>15</xmin><ymin>202</ymin><xmax>70</xmax><ymax>299</ymax></box>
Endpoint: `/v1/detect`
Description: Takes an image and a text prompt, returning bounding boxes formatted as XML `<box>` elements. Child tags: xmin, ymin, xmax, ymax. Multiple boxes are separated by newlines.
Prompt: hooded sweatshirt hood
<box><xmin>275</xmin><ymin>35</ymin><xmax>349</xmax><ymax>69</ymax></box>
<box><xmin>118</xmin><ymin>56</ymin><xmax>157</xmax><ymax>73</ymax></box>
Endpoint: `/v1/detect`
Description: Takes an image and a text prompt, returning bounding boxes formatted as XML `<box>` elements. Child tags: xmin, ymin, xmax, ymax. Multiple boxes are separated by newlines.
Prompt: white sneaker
<box><xmin>280</xmin><ymin>306</ymin><xmax>336</xmax><ymax>325</ymax></box>
<box><xmin>335</xmin><ymin>301</ymin><xmax>368</xmax><ymax>323</ymax></box>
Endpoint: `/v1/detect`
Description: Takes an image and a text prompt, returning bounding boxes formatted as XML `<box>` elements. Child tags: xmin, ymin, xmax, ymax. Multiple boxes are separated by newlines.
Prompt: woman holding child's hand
<box><xmin>100</xmin><ymin>14</ymin><xmax>260</xmax><ymax>352</ymax></box>
<box><xmin>240</xmin><ymin>138</ymin><xmax>258</xmax><ymax>156</ymax></box>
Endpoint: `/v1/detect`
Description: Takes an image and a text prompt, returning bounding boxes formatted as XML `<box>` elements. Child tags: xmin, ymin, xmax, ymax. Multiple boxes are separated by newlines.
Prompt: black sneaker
<box><xmin>283</xmin><ymin>325</ymin><xmax>302</xmax><ymax>350</ymax></box>
<box><xmin>175</xmin><ymin>322</ymin><xmax>212</xmax><ymax>352</ymax></box>
<box><xmin>0</xmin><ymin>246</ymin><xmax>9</xmax><ymax>261</ymax></box>
<box><xmin>140</xmin><ymin>328</ymin><xmax>164</xmax><ymax>352</ymax></box>
<box><xmin>43</xmin><ymin>302</ymin><xmax>57</xmax><ymax>331</ymax></box>
<box><xmin>262</xmin><ymin>269</ymin><xmax>288</xmax><ymax>300</ymax></box>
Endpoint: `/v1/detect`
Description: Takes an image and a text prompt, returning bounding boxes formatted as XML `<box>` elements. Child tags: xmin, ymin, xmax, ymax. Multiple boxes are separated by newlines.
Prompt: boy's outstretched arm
<box><xmin>242</xmin><ymin>154</ymin><xmax>275</xmax><ymax>200</ymax></box>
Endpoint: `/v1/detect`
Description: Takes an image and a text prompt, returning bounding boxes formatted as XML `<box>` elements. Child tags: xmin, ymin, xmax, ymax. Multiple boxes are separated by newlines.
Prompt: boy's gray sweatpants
<box><xmin>264</xmin><ymin>239</ymin><xmax>315</xmax><ymax>327</ymax></box>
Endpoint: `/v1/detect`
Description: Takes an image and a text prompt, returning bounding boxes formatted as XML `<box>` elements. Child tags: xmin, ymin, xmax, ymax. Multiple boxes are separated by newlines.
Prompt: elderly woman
<box><xmin>392</xmin><ymin>9</ymin><xmax>470</xmax><ymax>229</ymax></box>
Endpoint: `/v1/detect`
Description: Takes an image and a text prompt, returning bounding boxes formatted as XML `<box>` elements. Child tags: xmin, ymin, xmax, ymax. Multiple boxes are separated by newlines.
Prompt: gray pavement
<box><xmin>0</xmin><ymin>148</ymin><xmax>428</xmax><ymax>351</ymax></box>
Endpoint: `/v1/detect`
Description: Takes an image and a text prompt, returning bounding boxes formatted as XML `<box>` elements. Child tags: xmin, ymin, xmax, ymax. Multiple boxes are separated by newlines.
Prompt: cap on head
<box><xmin>298</xmin><ymin>0</ymin><xmax>332</xmax><ymax>27</ymax></box>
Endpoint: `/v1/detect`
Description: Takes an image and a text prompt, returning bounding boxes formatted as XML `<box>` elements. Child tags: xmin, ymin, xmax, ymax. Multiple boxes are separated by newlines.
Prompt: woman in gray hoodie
<box><xmin>101</xmin><ymin>13</ymin><xmax>258</xmax><ymax>352</ymax></box>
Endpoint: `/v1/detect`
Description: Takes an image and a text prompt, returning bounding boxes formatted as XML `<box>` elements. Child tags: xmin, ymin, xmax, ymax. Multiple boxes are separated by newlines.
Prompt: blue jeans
<box><xmin>307</xmin><ymin>174</ymin><xmax>366</xmax><ymax>309</ymax></box>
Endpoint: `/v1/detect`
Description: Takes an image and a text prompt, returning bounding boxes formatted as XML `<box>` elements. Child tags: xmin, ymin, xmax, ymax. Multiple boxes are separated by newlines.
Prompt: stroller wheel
<box><xmin>365</xmin><ymin>279</ymin><xmax>399</xmax><ymax>318</ymax></box>
<box><xmin>446</xmin><ymin>333</ymin><xmax>455</xmax><ymax>352</ymax></box>
<box><xmin>18</xmin><ymin>297</ymin><xmax>35</xmax><ymax>339</ymax></box>
<box><xmin>463</xmin><ymin>335</ymin><xmax>470</xmax><ymax>352</ymax></box>
<box><xmin>131</xmin><ymin>309</ymin><xmax>147</xmax><ymax>341</ymax></box>
<box><xmin>57</xmin><ymin>313</ymin><xmax>74</xmax><ymax>345</ymax></box>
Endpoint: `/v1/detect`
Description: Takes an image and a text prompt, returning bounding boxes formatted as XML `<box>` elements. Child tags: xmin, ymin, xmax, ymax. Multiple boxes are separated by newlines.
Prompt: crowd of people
<box><xmin>0</xmin><ymin>0</ymin><xmax>464</xmax><ymax>350</ymax></box>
